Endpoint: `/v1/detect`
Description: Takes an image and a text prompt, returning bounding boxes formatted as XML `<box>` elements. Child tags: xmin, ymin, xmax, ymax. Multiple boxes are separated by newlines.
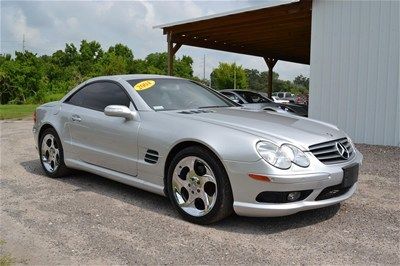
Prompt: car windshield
<box><xmin>128</xmin><ymin>78</ymin><xmax>237</xmax><ymax>111</ymax></box>
<box><xmin>235</xmin><ymin>91</ymin><xmax>272</xmax><ymax>104</ymax></box>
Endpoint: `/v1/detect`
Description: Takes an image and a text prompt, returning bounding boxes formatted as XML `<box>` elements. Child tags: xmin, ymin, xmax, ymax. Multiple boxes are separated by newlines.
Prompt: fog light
<box><xmin>287</xmin><ymin>192</ymin><xmax>301</xmax><ymax>202</ymax></box>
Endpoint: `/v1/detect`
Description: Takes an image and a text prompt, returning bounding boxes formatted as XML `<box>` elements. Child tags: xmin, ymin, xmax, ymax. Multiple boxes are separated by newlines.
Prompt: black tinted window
<box><xmin>235</xmin><ymin>91</ymin><xmax>271</xmax><ymax>103</ymax></box>
<box><xmin>221</xmin><ymin>92</ymin><xmax>243</xmax><ymax>104</ymax></box>
<box><xmin>67</xmin><ymin>86</ymin><xmax>85</xmax><ymax>106</ymax></box>
<box><xmin>67</xmin><ymin>82</ymin><xmax>130</xmax><ymax>111</ymax></box>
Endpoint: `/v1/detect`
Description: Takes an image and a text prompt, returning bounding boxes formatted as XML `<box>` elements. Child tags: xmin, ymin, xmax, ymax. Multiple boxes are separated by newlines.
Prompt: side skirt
<box><xmin>65</xmin><ymin>158</ymin><xmax>165</xmax><ymax>197</ymax></box>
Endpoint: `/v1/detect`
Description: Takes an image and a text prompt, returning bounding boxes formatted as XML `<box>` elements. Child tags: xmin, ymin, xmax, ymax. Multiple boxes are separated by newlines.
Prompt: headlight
<box><xmin>256</xmin><ymin>141</ymin><xmax>310</xmax><ymax>169</ymax></box>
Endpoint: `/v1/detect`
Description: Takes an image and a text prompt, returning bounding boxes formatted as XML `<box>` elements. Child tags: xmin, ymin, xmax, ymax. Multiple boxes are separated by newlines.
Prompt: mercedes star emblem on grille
<box><xmin>335</xmin><ymin>142</ymin><xmax>350</xmax><ymax>159</ymax></box>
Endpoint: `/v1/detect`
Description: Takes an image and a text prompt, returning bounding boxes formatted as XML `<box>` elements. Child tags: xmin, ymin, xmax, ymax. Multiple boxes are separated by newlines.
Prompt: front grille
<box><xmin>315</xmin><ymin>184</ymin><xmax>351</xmax><ymax>201</ymax></box>
<box><xmin>309</xmin><ymin>138</ymin><xmax>354</xmax><ymax>164</ymax></box>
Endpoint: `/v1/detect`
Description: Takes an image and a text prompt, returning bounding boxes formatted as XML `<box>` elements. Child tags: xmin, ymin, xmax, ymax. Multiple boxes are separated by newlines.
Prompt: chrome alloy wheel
<box><xmin>41</xmin><ymin>134</ymin><xmax>60</xmax><ymax>173</ymax></box>
<box><xmin>172</xmin><ymin>156</ymin><xmax>218</xmax><ymax>217</ymax></box>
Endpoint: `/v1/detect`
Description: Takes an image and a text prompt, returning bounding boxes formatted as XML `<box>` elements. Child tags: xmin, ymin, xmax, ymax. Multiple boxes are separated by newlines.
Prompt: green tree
<box><xmin>244</xmin><ymin>69</ymin><xmax>279</xmax><ymax>91</ymax></box>
<box><xmin>210</xmin><ymin>62</ymin><xmax>248</xmax><ymax>90</ymax></box>
<box><xmin>107</xmin><ymin>43</ymin><xmax>134</xmax><ymax>61</ymax></box>
<box><xmin>78</xmin><ymin>40</ymin><xmax>103</xmax><ymax>76</ymax></box>
<box><xmin>0</xmin><ymin>40</ymin><xmax>197</xmax><ymax>104</ymax></box>
<box><xmin>293</xmin><ymin>74</ymin><xmax>309</xmax><ymax>89</ymax></box>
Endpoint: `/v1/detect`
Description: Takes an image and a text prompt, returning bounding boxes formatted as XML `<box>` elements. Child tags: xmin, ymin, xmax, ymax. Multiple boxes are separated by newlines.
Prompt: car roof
<box><xmin>221</xmin><ymin>89</ymin><xmax>262</xmax><ymax>94</ymax></box>
<box><xmin>86</xmin><ymin>74</ymin><xmax>183</xmax><ymax>83</ymax></box>
<box><xmin>221</xmin><ymin>89</ymin><xmax>250</xmax><ymax>93</ymax></box>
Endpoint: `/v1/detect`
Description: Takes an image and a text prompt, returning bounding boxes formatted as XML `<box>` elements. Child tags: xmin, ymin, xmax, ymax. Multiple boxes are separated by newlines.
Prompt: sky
<box><xmin>1</xmin><ymin>0</ymin><xmax>310</xmax><ymax>81</ymax></box>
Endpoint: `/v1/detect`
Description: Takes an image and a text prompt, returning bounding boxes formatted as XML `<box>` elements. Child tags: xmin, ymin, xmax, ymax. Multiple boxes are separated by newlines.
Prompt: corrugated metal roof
<box><xmin>153</xmin><ymin>1</ymin><xmax>294</xmax><ymax>29</ymax></box>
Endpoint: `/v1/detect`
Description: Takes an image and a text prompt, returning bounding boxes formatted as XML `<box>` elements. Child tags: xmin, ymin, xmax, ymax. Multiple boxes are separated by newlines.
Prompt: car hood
<box><xmin>165</xmin><ymin>107</ymin><xmax>345</xmax><ymax>150</ymax></box>
<box><xmin>241</xmin><ymin>102</ymin><xmax>280</xmax><ymax>110</ymax></box>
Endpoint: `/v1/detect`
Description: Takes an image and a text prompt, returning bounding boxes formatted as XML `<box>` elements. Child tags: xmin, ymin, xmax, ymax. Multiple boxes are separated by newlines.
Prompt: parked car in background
<box><xmin>219</xmin><ymin>90</ymin><xmax>288</xmax><ymax>114</ymax></box>
<box><xmin>276</xmin><ymin>91</ymin><xmax>294</xmax><ymax>98</ymax></box>
<box><xmin>258</xmin><ymin>92</ymin><xmax>308</xmax><ymax>117</ymax></box>
<box><xmin>280</xmin><ymin>103</ymin><xmax>308</xmax><ymax>117</ymax></box>
<box><xmin>33</xmin><ymin>74</ymin><xmax>363</xmax><ymax>224</ymax></box>
<box><xmin>295</xmin><ymin>94</ymin><xmax>309</xmax><ymax>105</ymax></box>
<box><xmin>271</xmin><ymin>96</ymin><xmax>289</xmax><ymax>103</ymax></box>
<box><xmin>275</xmin><ymin>91</ymin><xmax>296</xmax><ymax>103</ymax></box>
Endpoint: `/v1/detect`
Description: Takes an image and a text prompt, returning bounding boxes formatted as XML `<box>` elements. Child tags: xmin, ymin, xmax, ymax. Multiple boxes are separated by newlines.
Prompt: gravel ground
<box><xmin>0</xmin><ymin>120</ymin><xmax>399</xmax><ymax>265</ymax></box>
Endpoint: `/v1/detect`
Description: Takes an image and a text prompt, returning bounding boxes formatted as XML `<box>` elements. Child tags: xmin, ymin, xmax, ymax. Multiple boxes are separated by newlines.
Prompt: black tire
<box><xmin>166</xmin><ymin>146</ymin><xmax>233</xmax><ymax>224</ymax></box>
<box><xmin>39</xmin><ymin>127</ymin><xmax>70</xmax><ymax>178</ymax></box>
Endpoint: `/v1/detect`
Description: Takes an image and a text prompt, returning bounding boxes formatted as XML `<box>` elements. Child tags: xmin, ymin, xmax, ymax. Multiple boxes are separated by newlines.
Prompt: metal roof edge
<box><xmin>153</xmin><ymin>0</ymin><xmax>297</xmax><ymax>29</ymax></box>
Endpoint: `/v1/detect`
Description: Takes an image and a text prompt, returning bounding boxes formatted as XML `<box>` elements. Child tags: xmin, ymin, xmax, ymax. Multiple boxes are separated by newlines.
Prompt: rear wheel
<box><xmin>39</xmin><ymin>128</ymin><xmax>70</xmax><ymax>178</ymax></box>
<box><xmin>166</xmin><ymin>146</ymin><xmax>233</xmax><ymax>224</ymax></box>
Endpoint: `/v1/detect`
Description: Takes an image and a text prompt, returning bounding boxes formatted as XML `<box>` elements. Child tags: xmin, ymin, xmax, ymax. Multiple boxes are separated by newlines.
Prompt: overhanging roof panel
<box><xmin>155</xmin><ymin>0</ymin><xmax>312</xmax><ymax>64</ymax></box>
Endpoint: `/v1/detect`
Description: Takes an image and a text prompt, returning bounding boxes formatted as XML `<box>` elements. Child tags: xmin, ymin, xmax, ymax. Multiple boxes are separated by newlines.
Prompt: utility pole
<box><xmin>22</xmin><ymin>34</ymin><xmax>25</xmax><ymax>52</ymax></box>
<box><xmin>203</xmin><ymin>54</ymin><xmax>206</xmax><ymax>80</ymax></box>
<box><xmin>233</xmin><ymin>63</ymin><xmax>237</xmax><ymax>90</ymax></box>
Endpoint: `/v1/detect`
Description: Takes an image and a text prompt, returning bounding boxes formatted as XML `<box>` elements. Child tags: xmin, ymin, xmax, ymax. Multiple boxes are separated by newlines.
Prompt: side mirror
<box><xmin>104</xmin><ymin>105</ymin><xmax>139</xmax><ymax>121</ymax></box>
<box><xmin>232</xmin><ymin>99</ymin><xmax>240</xmax><ymax>104</ymax></box>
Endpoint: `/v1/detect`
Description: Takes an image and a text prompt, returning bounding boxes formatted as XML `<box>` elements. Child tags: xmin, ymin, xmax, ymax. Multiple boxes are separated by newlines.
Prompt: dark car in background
<box><xmin>222</xmin><ymin>90</ymin><xmax>308</xmax><ymax>117</ymax></box>
<box><xmin>259</xmin><ymin>92</ymin><xmax>308</xmax><ymax>117</ymax></box>
<box><xmin>220</xmin><ymin>90</ymin><xmax>288</xmax><ymax>114</ymax></box>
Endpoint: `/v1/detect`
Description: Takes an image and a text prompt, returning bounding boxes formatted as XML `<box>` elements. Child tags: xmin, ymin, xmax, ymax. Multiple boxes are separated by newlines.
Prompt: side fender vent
<box><xmin>144</xmin><ymin>149</ymin><xmax>159</xmax><ymax>164</ymax></box>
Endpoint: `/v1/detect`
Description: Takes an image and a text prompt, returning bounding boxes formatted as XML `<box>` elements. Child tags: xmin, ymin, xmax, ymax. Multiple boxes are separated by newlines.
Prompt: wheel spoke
<box><xmin>200</xmin><ymin>174</ymin><xmax>215</xmax><ymax>185</ymax></box>
<box><xmin>172</xmin><ymin>176</ymin><xmax>188</xmax><ymax>191</ymax></box>
<box><xmin>42</xmin><ymin>145</ymin><xmax>49</xmax><ymax>154</ymax></box>
<box><xmin>180</xmin><ymin>194</ymin><xmax>196</xmax><ymax>208</ymax></box>
<box><xmin>200</xmin><ymin>191</ymin><xmax>214</xmax><ymax>212</ymax></box>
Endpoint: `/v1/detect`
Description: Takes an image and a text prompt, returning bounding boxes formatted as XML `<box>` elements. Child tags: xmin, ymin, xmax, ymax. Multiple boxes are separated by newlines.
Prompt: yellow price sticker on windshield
<box><xmin>134</xmin><ymin>80</ymin><xmax>155</xmax><ymax>91</ymax></box>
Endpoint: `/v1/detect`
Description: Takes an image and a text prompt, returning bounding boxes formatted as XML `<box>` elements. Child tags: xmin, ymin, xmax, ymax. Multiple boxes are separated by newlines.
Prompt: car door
<box><xmin>65</xmin><ymin>81</ymin><xmax>139</xmax><ymax>176</ymax></box>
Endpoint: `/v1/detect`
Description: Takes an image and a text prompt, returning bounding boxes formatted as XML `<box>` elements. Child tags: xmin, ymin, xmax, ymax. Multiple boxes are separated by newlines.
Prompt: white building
<box><xmin>309</xmin><ymin>0</ymin><xmax>399</xmax><ymax>146</ymax></box>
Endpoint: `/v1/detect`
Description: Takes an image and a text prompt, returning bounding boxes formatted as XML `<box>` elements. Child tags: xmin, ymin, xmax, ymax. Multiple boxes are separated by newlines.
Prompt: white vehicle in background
<box><xmin>276</xmin><ymin>92</ymin><xmax>295</xmax><ymax>99</ymax></box>
<box><xmin>271</xmin><ymin>96</ymin><xmax>289</xmax><ymax>103</ymax></box>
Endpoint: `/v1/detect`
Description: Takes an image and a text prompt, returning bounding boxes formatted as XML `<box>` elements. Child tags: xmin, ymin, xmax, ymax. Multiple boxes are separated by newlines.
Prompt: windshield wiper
<box><xmin>198</xmin><ymin>105</ymin><xmax>227</xmax><ymax>109</ymax></box>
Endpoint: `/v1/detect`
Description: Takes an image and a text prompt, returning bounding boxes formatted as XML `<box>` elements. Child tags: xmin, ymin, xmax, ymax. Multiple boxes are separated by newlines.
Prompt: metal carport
<box><xmin>155</xmin><ymin>0</ymin><xmax>312</xmax><ymax>97</ymax></box>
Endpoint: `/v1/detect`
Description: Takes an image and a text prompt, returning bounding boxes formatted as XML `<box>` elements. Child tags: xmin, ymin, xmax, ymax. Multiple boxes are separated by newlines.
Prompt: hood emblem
<box><xmin>335</xmin><ymin>142</ymin><xmax>350</xmax><ymax>159</ymax></box>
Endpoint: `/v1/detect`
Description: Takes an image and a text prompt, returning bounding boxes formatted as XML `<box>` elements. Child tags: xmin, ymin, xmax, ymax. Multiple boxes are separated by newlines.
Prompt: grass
<box><xmin>0</xmin><ymin>239</ymin><xmax>14</xmax><ymax>266</ymax></box>
<box><xmin>0</xmin><ymin>254</ymin><xmax>13</xmax><ymax>266</ymax></box>
<box><xmin>0</xmin><ymin>104</ymin><xmax>38</xmax><ymax>120</ymax></box>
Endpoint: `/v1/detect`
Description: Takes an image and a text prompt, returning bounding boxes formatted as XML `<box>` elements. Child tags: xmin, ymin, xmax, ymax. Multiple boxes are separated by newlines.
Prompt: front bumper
<box><xmin>224</xmin><ymin>149</ymin><xmax>363</xmax><ymax>217</ymax></box>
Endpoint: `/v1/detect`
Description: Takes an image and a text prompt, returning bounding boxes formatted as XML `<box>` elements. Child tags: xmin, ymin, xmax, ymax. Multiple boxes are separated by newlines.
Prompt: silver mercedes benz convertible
<box><xmin>33</xmin><ymin>74</ymin><xmax>363</xmax><ymax>224</ymax></box>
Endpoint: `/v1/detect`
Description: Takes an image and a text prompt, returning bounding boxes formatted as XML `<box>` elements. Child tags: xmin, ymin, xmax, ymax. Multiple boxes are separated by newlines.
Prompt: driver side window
<box><xmin>66</xmin><ymin>81</ymin><xmax>131</xmax><ymax>111</ymax></box>
<box><xmin>221</xmin><ymin>92</ymin><xmax>243</xmax><ymax>104</ymax></box>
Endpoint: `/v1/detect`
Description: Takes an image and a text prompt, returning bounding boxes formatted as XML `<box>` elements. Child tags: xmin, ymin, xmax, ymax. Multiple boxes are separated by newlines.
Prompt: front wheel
<box><xmin>166</xmin><ymin>146</ymin><xmax>233</xmax><ymax>224</ymax></box>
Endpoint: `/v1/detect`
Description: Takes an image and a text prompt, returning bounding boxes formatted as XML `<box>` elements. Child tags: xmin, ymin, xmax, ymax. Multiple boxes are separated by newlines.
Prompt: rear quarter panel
<box><xmin>34</xmin><ymin>101</ymin><xmax>73</xmax><ymax>158</ymax></box>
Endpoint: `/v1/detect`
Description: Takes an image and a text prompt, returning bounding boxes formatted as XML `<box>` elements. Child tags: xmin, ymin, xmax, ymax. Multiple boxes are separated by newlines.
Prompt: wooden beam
<box><xmin>264</xmin><ymin>57</ymin><xmax>278</xmax><ymax>98</ymax></box>
<box><xmin>170</xmin><ymin>37</ymin><xmax>309</xmax><ymax>64</ymax></box>
<box><xmin>167</xmin><ymin>33</ymin><xmax>173</xmax><ymax>76</ymax></box>
<box><xmin>162</xmin><ymin>1</ymin><xmax>311</xmax><ymax>34</ymax></box>
<box><xmin>167</xmin><ymin>33</ymin><xmax>182</xmax><ymax>76</ymax></box>
<box><xmin>172</xmin><ymin>28</ymin><xmax>310</xmax><ymax>46</ymax></box>
<box><xmin>172</xmin><ymin>43</ymin><xmax>182</xmax><ymax>55</ymax></box>
<box><xmin>171</xmin><ymin>13</ymin><xmax>311</xmax><ymax>37</ymax></box>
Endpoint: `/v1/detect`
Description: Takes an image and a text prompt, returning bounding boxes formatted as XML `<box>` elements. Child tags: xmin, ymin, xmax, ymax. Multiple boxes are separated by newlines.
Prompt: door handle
<box><xmin>71</xmin><ymin>115</ymin><xmax>82</xmax><ymax>122</ymax></box>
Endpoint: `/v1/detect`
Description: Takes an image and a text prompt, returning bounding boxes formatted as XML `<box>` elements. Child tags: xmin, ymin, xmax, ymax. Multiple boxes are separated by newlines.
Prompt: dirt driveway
<box><xmin>1</xmin><ymin>120</ymin><xmax>399</xmax><ymax>264</ymax></box>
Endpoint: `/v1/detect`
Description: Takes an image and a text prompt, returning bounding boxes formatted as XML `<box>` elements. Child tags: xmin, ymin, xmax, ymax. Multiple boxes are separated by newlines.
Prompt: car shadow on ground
<box><xmin>20</xmin><ymin>159</ymin><xmax>340</xmax><ymax>235</ymax></box>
